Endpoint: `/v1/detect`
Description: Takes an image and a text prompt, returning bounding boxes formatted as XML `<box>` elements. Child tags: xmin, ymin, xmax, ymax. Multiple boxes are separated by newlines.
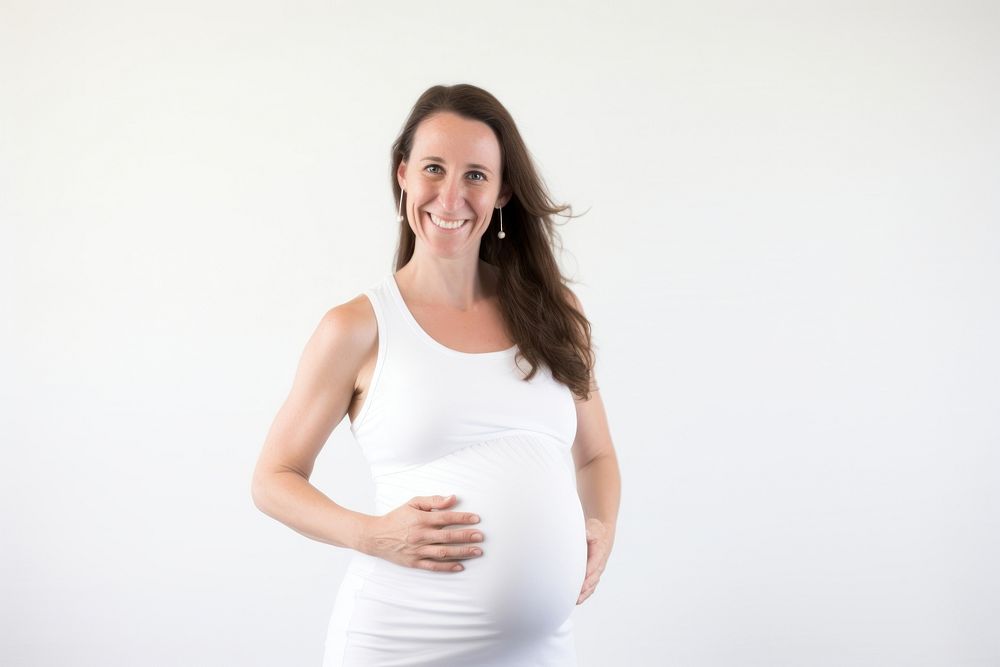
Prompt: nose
<box><xmin>437</xmin><ymin>173</ymin><xmax>466</xmax><ymax>214</ymax></box>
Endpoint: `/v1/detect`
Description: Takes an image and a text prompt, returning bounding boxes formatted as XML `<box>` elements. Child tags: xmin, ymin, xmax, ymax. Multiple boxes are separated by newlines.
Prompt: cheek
<box><xmin>475</xmin><ymin>194</ymin><xmax>497</xmax><ymax>215</ymax></box>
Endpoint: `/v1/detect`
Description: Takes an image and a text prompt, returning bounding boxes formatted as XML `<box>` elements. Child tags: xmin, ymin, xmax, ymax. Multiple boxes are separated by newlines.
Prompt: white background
<box><xmin>3</xmin><ymin>1</ymin><xmax>998</xmax><ymax>665</ymax></box>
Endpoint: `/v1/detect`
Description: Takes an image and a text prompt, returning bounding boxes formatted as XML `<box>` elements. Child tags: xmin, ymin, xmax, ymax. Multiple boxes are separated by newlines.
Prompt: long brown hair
<box><xmin>388</xmin><ymin>84</ymin><xmax>596</xmax><ymax>402</ymax></box>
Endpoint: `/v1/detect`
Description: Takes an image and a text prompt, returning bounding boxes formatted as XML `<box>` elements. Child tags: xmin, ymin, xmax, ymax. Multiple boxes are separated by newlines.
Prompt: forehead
<box><xmin>411</xmin><ymin>112</ymin><xmax>501</xmax><ymax>166</ymax></box>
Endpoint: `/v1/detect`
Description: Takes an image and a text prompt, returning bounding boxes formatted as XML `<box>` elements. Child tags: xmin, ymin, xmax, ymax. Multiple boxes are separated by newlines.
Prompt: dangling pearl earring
<box><xmin>497</xmin><ymin>204</ymin><xmax>505</xmax><ymax>239</ymax></box>
<box><xmin>397</xmin><ymin>188</ymin><xmax>405</xmax><ymax>223</ymax></box>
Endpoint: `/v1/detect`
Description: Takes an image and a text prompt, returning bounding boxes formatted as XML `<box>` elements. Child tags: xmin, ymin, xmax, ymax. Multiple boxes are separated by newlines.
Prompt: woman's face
<box><xmin>397</xmin><ymin>111</ymin><xmax>510</xmax><ymax>256</ymax></box>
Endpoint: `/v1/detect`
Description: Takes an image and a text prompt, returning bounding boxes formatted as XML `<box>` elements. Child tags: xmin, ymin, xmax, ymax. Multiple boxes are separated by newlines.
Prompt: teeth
<box><xmin>429</xmin><ymin>213</ymin><xmax>468</xmax><ymax>229</ymax></box>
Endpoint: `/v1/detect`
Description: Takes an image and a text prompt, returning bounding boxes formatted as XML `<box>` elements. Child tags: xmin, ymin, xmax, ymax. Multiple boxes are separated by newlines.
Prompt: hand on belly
<box><xmin>371</xmin><ymin>435</ymin><xmax>588</xmax><ymax>632</ymax></box>
<box><xmin>360</xmin><ymin>493</ymin><xmax>485</xmax><ymax>572</ymax></box>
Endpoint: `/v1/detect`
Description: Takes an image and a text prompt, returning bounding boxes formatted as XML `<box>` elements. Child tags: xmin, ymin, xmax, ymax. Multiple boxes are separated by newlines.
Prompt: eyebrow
<box><xmin>419</xmin><ymin>156</ymin><xmax>494</xmax><ymax>175</ymax></box>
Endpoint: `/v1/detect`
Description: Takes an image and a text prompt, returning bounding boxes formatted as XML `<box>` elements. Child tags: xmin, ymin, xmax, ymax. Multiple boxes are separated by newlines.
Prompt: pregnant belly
<box><xmin>366</xmin><ymin>432</ymin><xmax>588</xmax><ymax>637</ymax></box>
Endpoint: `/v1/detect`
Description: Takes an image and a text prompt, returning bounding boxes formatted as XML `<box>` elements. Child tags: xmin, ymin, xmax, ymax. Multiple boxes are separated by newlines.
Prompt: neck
<box><xmin>396</xmin><ymin>258</ymin><xmax>497</xmax><ymax>311</ymax></box>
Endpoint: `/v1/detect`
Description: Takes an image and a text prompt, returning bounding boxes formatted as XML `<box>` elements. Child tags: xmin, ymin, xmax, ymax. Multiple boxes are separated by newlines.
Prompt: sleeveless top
<box><xmin>350</xmin><ymin>272</ymin><xmax>578</xmax><ymax>483</ymax></box>
<box><xmin>323</xmin><ymin>272</ymin><xmax>587</xmax><ymax>665</ymax></box>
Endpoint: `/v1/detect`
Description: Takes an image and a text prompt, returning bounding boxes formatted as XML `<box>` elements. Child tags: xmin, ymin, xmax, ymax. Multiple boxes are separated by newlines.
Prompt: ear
<box><xmin>498</xmin><ymin>183</ymin><xmax>512</xmax><ymax>208</ymax></box>
<box><xmin>396</xmin><ymin>160</ymin><xmax>407</xmax><ymax>190</ymax></box>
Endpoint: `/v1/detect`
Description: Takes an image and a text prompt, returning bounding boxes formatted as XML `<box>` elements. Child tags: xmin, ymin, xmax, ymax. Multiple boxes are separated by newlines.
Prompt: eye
<box><xmin>424</xmin><ymin>165</ymin><xmax>487</xmax><ymax>182</ymax></box>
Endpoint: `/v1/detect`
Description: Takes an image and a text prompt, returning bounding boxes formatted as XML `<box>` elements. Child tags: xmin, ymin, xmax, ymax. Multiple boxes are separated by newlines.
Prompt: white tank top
<box><xmin>324</xmin><ymin>271</ymin><xmax>587</xmax><ymax>665</ymax></box>
<box><xmin>350</xmin><ymin>272</ymin><xmax>578</xmax><ymax>482</ymax></box>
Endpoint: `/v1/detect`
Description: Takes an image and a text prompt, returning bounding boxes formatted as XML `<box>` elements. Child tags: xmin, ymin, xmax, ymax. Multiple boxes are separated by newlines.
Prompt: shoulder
<box><xmin>318</xmin><ymin>292</ymin><xmax>376</xmax><ymax>339</ymax></box>
<box><xmin>305</xmin><ymin>292</ymin><xmax>378</xmax><ymax>372</ymax></box>
<box><xmin>558</xmin><ymin>282</ymin><xmax>600</xmax><ymax>395</ymax></box>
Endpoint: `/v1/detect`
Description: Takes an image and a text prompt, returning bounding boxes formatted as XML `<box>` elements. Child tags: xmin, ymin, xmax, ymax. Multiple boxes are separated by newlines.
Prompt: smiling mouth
<box><xmin>427</xmin><ymin>212</ymin><xmax>469</xmax><ymax>230</ymax></box>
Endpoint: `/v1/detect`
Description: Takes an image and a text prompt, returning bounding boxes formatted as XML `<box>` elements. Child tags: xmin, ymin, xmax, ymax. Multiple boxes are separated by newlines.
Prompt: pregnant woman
<box><xmin>251</xmin><ymin>83</ymin><xmax>621</xmax><ymax>666</ymax></box>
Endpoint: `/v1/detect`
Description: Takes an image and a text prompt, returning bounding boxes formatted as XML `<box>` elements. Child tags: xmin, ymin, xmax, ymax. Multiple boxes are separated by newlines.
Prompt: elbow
<box><xmin>251</xmin><ymin>465</ymin><xmax>309</xmax><ymax>512</ymax></box>
<box><xmin>250</xmin><ymin>474</ymin><xmax>271</xmax><ymax>512</ymax></box>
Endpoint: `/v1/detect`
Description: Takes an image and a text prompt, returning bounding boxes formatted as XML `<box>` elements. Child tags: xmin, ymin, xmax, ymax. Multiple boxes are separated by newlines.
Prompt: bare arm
<box><xmin>250</xmin><ymin>297</ymin><xmax>376</xmax><ymax>551</ymax></box>
<box><xmin>563</xmin><ymin>286</ymin><xmax>620</xmax><ymax>605</ymax></box>
<box><xmin>563</xmin><ymin>286</ymin><xmax>621</xmax><ymax>535</ymax></box>
<box><xmin>573</xmin><ymin>385</ymin><xmax>621</xmax><ymax>537</ymax></box>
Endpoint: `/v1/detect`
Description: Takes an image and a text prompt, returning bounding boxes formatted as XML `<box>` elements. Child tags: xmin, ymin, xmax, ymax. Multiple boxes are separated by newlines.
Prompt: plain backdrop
<box><xmin>2</xmin><ymin>1</ymin><xmax>998</xmax><ymax>666</ymax></box>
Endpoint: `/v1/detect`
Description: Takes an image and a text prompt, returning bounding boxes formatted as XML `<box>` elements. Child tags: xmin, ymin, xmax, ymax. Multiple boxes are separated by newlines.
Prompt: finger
<box><xmin>409</xmin><ymin>494</ymin><xmax>457</xmax><ymax>511</ymax></box>
<box><xmin>415</xmin><ymin>558</ymin><xmax>466</xmax><ymax>572</ymax></box>
<box><xmin>432</xmin><ymin>511</ymin><xmax>481</xmax><ymax>527</ymax></box>
<box><xmin>426</xmin><ymin>528</ymin><xmax>483</xmax><ymax>544</ymax></box>
<box><xmin>416</xmin><ymin>544</ymin><xmax>484</xmax><ymax>561</ymax></box>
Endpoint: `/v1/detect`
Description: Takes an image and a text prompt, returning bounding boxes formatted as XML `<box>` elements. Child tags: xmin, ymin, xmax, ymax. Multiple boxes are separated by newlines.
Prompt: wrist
<box><xmin>586</xmin><ymin>516</ymin><xmax>616</xmax><ymax>537</ymax></box>
<box><xmin>351</xmin><ymin>513</ymin><xmax>376</xmax><ymax>555</ymax></box>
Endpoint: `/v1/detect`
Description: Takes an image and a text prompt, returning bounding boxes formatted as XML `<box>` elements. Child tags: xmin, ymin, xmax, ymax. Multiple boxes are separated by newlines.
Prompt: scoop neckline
<box><xmin>387</xmin><ymin>273</ymin><xmax>518</xmax><ymax>358</ymax></box>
